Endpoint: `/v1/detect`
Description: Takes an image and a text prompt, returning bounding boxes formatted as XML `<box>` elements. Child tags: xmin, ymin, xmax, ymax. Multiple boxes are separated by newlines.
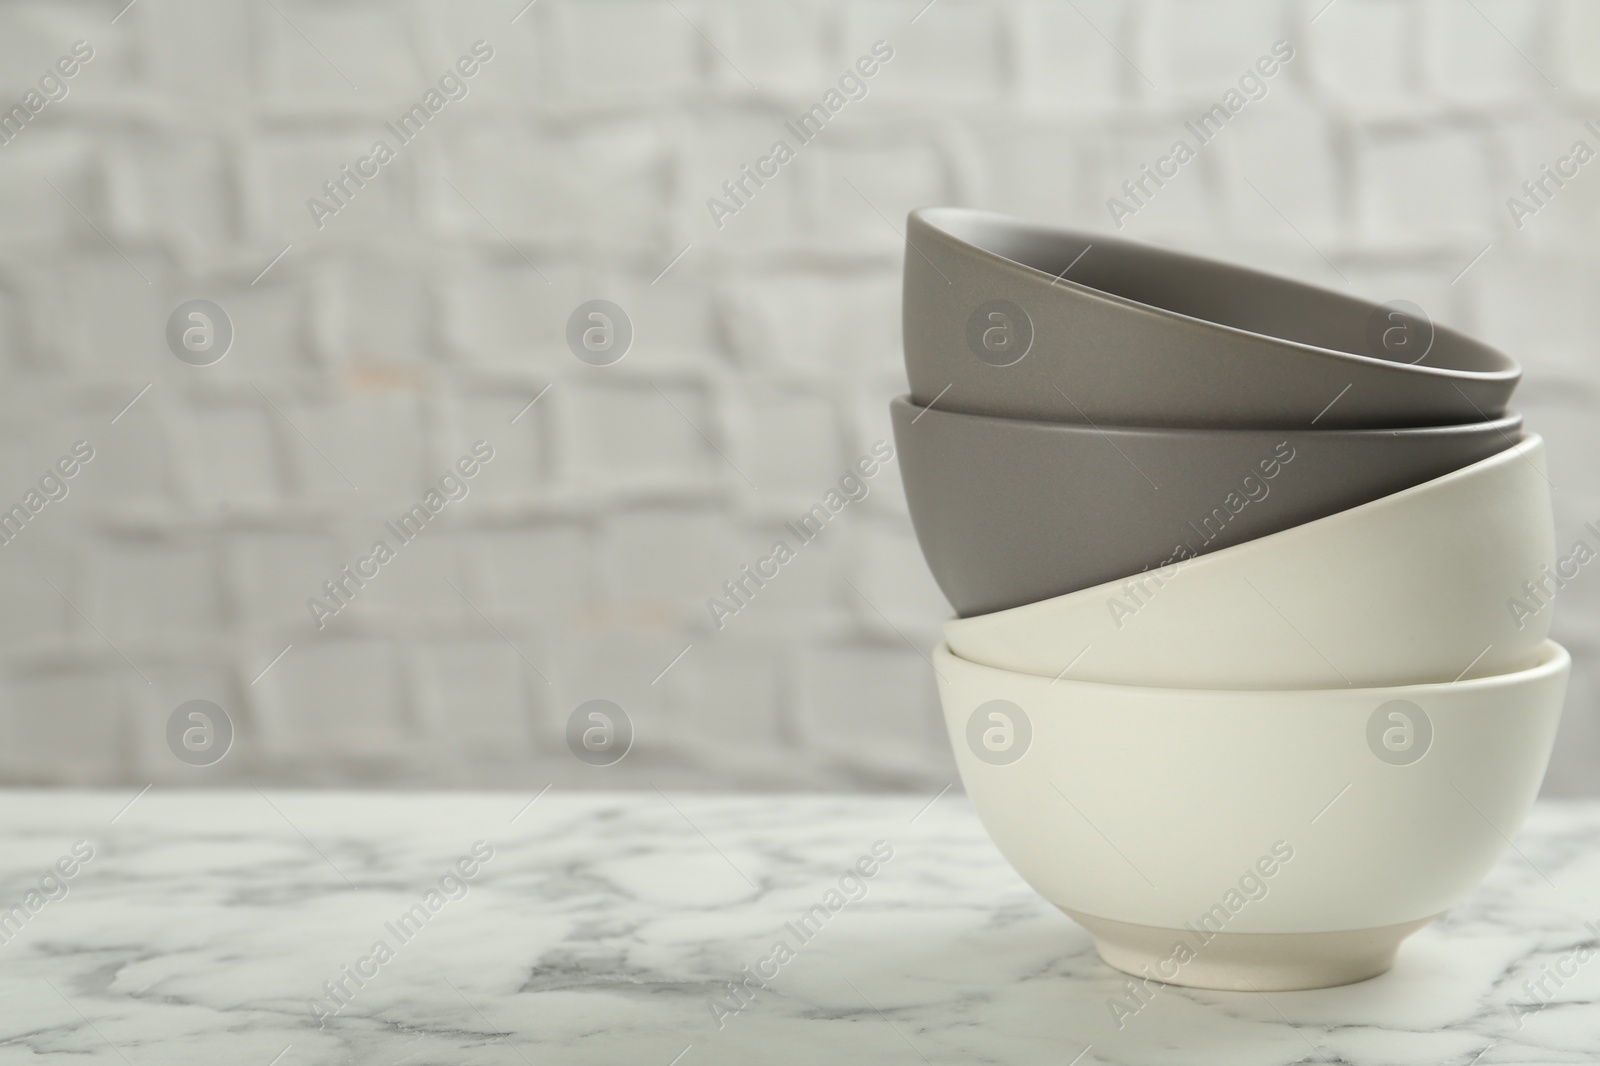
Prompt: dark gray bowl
<box><xmin>890</xmin><ymin>396</ymin><xmax>1525</xmax><ymax>617</ymax></box>
<box><xmin>904</xmin><ymin>208</ymin><xmax>1520</xmax><ymax>429</ymax></box>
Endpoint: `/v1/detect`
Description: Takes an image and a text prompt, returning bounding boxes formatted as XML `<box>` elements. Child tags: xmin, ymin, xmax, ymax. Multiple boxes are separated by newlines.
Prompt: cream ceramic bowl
<box><xmin>936</xmin><ymin>640</ymin><xmax>1570</xmax><ymax>990</ymax></box>
<box><xmin>945</xmin><ymin>435</ymin><xmax>1555</xmax><ymax>689</ymax></box>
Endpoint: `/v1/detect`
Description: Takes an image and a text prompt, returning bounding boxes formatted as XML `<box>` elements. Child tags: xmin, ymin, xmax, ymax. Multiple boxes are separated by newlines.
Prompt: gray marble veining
<box><xmin>0</xmin><ymin>790</ymin><xmax>1596</xmax><ymax>1065</ymax></box>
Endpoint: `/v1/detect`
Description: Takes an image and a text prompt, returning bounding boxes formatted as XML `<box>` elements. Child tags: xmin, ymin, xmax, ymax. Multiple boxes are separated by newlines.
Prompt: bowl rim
<box><xmin>911</xmin><ymin>206</ymin><xmax>1521</xmax><ymax>386</ymax></box>
<box><xmin>934</xmin><ymin>638</ymin><xmax>1571</xmax><ymax>699</ymax></box>
<box><xmin>891</xmin><ymin>393</ymin><xmax>1525</xmax><ymax>441</ymax></box>
<box><xmin>943</xmin><ymin>432</ymin><xmax>1546</xmax><ymax>629</ymax></box>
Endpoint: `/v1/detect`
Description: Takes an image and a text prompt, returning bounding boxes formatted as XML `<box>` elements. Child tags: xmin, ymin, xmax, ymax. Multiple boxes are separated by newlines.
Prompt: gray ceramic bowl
<box><xmin>890</xmin><ymin>396</ymin><xmax>1525</xmax><ymax>617</ymax></box>
<box><xmin>904</xmin><ymin>208</ymin><xmax>1520</xmax><ymax>429</ymax></box>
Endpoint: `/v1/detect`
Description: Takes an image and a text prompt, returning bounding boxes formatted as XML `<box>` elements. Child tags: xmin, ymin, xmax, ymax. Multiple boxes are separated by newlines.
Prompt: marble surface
<box><xmin>1</xmin><ymin>790</ymin><xmax>1598</xmax><ymax>1065</ymax></box>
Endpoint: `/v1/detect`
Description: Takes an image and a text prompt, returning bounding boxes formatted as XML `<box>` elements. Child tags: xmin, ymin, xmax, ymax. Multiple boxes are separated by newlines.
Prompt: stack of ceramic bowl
<box><xmin>893</xmin><ymin>208</ymin><xmax>1569</xmax><ymax>991</ymax></box>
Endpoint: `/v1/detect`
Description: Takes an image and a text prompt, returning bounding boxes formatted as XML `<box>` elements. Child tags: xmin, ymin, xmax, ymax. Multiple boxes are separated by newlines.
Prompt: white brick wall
<box><xmin>0</xmin><ymin>0</ymin><xmax>1597</xmax><ymax>794</ymax></box>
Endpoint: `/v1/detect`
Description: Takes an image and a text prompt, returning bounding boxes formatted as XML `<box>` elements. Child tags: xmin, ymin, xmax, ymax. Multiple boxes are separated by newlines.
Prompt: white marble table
<box><xmin>1</xmin><ymin>790</ymin><xmax>1597</xmax><ymax>1065</ymax></box>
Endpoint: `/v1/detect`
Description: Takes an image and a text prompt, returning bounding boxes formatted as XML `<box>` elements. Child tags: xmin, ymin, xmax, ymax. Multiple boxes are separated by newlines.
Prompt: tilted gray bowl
<box><xmin>890</xmin><ymin>395</ymin><xmax>1525</xmax><ymax>618</ymax></box>
<box><xmin>904</xmin><ymin>207</ymin><xmax>1520</xmax><ymax>429</ymax></box>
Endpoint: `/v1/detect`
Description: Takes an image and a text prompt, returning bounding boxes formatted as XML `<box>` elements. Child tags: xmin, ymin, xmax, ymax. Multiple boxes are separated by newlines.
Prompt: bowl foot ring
<box><xmin>1063</xmin><ymin>908</ymin><xmax>1438</xmax><ymax>991</ymax></box>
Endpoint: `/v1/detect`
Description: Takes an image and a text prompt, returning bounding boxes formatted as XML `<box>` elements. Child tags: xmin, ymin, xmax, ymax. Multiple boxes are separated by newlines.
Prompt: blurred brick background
<box><xmin>0</xmin><ymin>0</ymin><xmax>1596</xmax><ymax>793</ymax></box>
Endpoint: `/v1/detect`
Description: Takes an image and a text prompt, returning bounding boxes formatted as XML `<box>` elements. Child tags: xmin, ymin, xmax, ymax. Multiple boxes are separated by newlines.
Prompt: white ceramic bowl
<box><xmin>937</xmin><ymin>640</ymin><xmax>1570</xmax><ymax>990</ymax></box>
<box><xmin>945</xmin><ymin>434</ymin><xmax>1553</xmax><ymax>689</ymax></box>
